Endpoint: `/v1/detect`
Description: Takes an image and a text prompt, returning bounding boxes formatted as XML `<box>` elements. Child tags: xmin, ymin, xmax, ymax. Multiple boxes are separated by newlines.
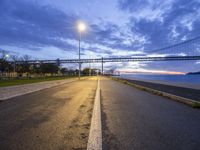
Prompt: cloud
<box><xmin>119</xmin><ymin>69</ymin><xmax>185</xmax><ymax>75</ymax></box>
<box><xmin>119</xmin><ymin>0</ymin><xmax>200</xmax><ymax>51</ymax></box>
<box><xmin>0</xmin><ymin>0</ymin><xmax>78</xmax><ymax>51</ymax></box>
<box><xmin>0</xmin><ymin>0</ymin><xmax>147</xmax><ymax>60</ymax></box>
<box><xmin>118</xmin><ymin>0</ymin><xmax>174</xmax><ymax>22</ymax></box>
<box><xmin>1</xmin><ymin>0</ymin><xmax>200</xmax><ymax>73</ymax></box>
<box><xmin>86</xmin><ymin>21</ymin><xmax>148</xmax><ymax>53</ymax></box>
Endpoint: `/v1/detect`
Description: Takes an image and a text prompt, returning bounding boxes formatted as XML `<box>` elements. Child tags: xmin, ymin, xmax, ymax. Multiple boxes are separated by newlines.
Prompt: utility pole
<box><xmin>89</xmin><ymin>63</ymin><xmax>91</xmax><ymax>76</ymax></box>
<box><xmin>56</xmin><ymin>58</ymin><xmax>61</xmax><ymax>75</ymax></box>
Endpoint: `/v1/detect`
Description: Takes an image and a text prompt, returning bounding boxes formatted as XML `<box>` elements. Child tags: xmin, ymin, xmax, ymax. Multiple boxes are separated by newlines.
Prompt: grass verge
<box><xmin>0</xmin><ymin>76</ymin><xmax>77</xmax><ymax>87</ymax></box>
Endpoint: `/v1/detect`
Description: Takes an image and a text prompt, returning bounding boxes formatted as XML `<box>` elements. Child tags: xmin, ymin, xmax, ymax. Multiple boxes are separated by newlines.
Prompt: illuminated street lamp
<box><xmin>5</xmin><ymin>54</ymin><xmax>9</xmax><ymax>59</ymax></box>
<box><xmin>77</xmin><ymin>21</ymin><xmax>86</xmax><ymax>80</ymax></box>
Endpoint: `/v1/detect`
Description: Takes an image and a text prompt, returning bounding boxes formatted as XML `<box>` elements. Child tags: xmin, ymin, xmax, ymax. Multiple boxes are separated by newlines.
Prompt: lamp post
<box><xmin>5</xmin><ymin>54</ymin><xmax>10</xmax><ymax>77</ymax></box>
<box><xmin>77</xmin><ymin>21</ymin><xmax>86</xmax><ymax>80</ymax></box>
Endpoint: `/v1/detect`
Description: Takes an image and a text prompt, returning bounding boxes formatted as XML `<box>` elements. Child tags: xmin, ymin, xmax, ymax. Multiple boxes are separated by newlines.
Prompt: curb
<box><xmin>110</xmin><ymin>77</ymin><xmax>200</xmax><ymax>108</ymax></box>
<box><xmin>87</xmin><ymin>78</ymin><xmax>102</xmax><ymax>150</ymax></box>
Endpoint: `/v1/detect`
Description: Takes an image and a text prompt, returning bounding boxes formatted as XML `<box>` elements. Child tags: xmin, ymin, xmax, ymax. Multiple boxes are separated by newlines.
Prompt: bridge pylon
<box><xmin>102</xmin><ymin>57</ymin><xmax>104</xmax><ymax>75</ymax></box>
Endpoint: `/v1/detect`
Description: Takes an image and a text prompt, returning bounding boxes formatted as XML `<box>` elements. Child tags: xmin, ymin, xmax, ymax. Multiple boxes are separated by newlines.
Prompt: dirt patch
<box><xmin>61</xmin><ymin>89</ymin><xmax>96</xmax><ymax>150</ymax></box>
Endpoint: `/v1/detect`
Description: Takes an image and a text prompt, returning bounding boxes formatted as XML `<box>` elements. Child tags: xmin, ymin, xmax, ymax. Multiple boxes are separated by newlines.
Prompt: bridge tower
<box><xmin>101</xmin><ymin>57</ymin><xmax>104</xmax><ymax>75</ymax></box>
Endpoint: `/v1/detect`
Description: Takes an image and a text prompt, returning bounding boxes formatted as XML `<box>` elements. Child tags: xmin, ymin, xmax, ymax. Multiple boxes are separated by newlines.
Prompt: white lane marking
<box><xmin>87</xmin><ymin>78</ymin><xmax>102</xmax><ymax>150</ymax></box>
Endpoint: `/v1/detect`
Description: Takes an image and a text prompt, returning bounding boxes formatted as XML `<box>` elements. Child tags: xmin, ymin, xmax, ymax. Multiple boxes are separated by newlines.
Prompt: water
<box><xmin>119</xmin><ymin>74</ymin><xmax>200</xmax><ymax>85</ymax></box>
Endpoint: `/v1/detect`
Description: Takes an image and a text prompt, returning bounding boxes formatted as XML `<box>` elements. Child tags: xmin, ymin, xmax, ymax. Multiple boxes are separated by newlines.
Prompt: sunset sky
<box><xmin>0</xmin><ymin>0</ymin><xmax>200</xmax><ymax>74</ymax></box>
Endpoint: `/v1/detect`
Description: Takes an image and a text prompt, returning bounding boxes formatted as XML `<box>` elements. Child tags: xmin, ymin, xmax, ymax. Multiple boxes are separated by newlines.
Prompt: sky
<box><xmin>0</xmin><ymin>0</ymin><xmax>200</xmax><ymax>74</ymax></box>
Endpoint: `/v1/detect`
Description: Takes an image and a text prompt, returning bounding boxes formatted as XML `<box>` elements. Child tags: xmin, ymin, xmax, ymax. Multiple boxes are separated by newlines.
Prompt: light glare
<box><xmin>77</xmin><ymin>22</ymin><xmax>86</xmax><ymax>32</ymax></box>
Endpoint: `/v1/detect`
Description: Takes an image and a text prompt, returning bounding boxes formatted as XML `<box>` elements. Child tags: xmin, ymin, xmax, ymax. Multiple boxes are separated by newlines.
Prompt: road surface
<box><xmin>0</xmin><ymin>78</ymin><xmax>77</xmax><ymax>100</ymax></box>
<box><xmin>0</xmin><ymin>77</ymin><xmax>97</xmax><ymax>150</ymax></box>
<box><xmin>1</xmin><ymin>76</ymin><xmax>200</xmax><ymax>150</ymax></box>
<box><xmin>101</xmin><ymin>77</ymin><xmax>200</xmax><ymax>150</ymax></box>
<box><xmin>119</xmin><ymin>78</ymin><xmax>200</xmax><ymax>101</ymax></box>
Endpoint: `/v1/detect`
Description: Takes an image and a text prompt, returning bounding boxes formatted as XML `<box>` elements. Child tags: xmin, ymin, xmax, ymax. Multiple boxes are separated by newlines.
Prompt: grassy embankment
<box><xmin>0</xmin><ymin>76</ymin><xmax>77</xmax><ymax>87</ymax></box>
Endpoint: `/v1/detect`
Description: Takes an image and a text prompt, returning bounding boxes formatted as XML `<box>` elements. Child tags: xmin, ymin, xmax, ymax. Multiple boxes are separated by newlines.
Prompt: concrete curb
<box><xmin>110</xmin><ymin>77</ymin><xmax>200</xmax><ymax>108</ymax></box>
<box><xmin>87</xmin><ymin>78</ymin><xmax>102</xmax><ymax>150</ymax></box>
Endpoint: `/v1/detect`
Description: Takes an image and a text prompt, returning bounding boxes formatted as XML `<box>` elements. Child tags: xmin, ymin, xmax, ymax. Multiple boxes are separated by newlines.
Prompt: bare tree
<box><xmin>21</xmin><ymin>55</ymin><xmax>31</xmax><ymax>62</ymax></box>
<box><xmin>10</xmin><ymin>55</ymin><xmax>18</xmax><ymax>61</ymax></box>
<box><xmin>0</xmin><ymin>50</ymin><xmax>8</xmax><ymax>60</ymax></box>
<box><xmin>17</xmin><ymin>55</ymin><xmax>32</xmax><ymax>77</ymax></box>
<box><xmin>0</xmin><ymin>50</ymin><xmax>12</xmax><ymax>77</ymax></box>
<box><xmin>10</xmin><ymin>55</ymin><xmax>19</xmax><ymax>74</ymax></box>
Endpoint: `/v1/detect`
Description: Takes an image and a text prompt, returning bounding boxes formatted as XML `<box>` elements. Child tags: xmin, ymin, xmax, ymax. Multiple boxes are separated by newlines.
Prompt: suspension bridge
<box><xmin>12</xmin><ymin>36</ymin><xmax>200</xmax><ymax>64</ymax></box>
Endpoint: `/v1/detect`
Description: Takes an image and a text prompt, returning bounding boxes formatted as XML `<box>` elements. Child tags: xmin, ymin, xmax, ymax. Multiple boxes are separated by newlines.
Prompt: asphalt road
<box><xmin>121</xmin><ymin>78</ymin><xmax>200</xmax><ymax>101</ymax></box>
<box><xmin>0</xmin><ymin>77</ymin><xmax>97</xmax><ymax>150</ymax></box>
<box><xmin>101</xmin><ymin>77</ymin><xmax>200</xmax><ymax>150</ymax></box>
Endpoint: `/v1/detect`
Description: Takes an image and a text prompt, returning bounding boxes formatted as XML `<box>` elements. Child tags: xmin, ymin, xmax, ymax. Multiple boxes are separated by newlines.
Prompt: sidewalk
<box><xmin>0</xmin><ymin>78</ymin><xmax>77</xmax><ymax>100</ymax></box>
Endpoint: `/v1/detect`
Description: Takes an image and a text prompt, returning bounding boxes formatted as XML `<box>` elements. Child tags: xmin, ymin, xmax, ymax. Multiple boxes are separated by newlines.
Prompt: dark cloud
<box><xmin>119</xmin><ymin>0</ymin><xmax>200</xmax><ymax>50</ymax></box>
<box><xmin>0</xmin><ymin>0</ymin><xmax>77</xmax><ymax>51</ymax></box>
<box><xmin>0</xmin><ymin>0</ymin><xmax>141</xmax><ymax>56</ymax></box>
<box><xmin>87</xmin><ymin>23</ymin><xmax>120</xmax><ymax>46</ymax></box>
<box><xmin>118</xmin><ymin>0</ymin><xmax>150</xmax><ymax>11</ymax></box>
<box><xmin>86</xmin><ymin>22</ymin><xmax>145</xmax><ymax>52</ymax></box>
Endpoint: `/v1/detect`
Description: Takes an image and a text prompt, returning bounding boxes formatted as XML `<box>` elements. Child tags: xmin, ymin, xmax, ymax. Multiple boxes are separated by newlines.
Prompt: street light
<box><xmin>5</xmin><ymin>54</ymin><xmax>9</xmax><ymax>59</ymax></box>
<box><xmin>77</xmin><ymin>21</ymin><xmax>86</xmax><ymax>80</ymax></box>
<box><xmin>78</xmin><ymin>22</ymin><xmax>86</xmax><ymax>32</ymax></box>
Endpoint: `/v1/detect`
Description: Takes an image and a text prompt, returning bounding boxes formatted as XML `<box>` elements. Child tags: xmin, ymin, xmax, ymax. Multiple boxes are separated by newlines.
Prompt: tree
<box><xmin>29</xmin><ymin>64</ymin><xmax>41</xmax><ymax>74</ymax></box>
<box><xmin>60</xmin><ymin>68</ymin><xmax>68</xmax><ymax>75</ymax></box>
<box><xmin>82</xmin><ymin>68</ymin><xmax>90</xmax><ymax>75</ymax></box>
<box><xmin>10</xmin><ymin>55</ymin><xmax>19</xmax><ymax>72</ymax></box>
<box><xmin>40</xmin><ymin>63</ymin><xmax>59</xmax><ymax>74</ymax></box>
<box><xmin>0</xmin><ymin>50</ymin><xmax>12</xmax><ymax>76</ymax></box>
<box><xmin>21</xmin><ymin>55</ymin><xmax>31</xmax><ymax>74</ymax></box>
<box><xmin>14</xmin><ymin>55</ymin><xmax>32</xmax><ymax>77</ymax></box>
<box><xmin>91</xmin><ymin>69</ymin><xmax>98</xmax><ymax>75</ymax></box>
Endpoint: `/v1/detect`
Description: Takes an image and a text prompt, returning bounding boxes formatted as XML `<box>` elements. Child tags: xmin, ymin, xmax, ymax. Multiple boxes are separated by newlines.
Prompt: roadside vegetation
<box><xmin>0</xmin><ymin>50</ymin><xmax>98</xmax><ymax>87</ymax></box>
<box><xmin>0</xmin><ymin>76</ymin><xmax>73</xmax><ymax>87</ymax></box>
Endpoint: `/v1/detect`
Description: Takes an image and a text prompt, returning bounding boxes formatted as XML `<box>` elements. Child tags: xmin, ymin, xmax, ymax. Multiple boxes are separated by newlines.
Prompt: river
<box><xmin>119</xmin><ymin>74</ymin><xmax>200</xmax><ymax>85</ymax></box>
